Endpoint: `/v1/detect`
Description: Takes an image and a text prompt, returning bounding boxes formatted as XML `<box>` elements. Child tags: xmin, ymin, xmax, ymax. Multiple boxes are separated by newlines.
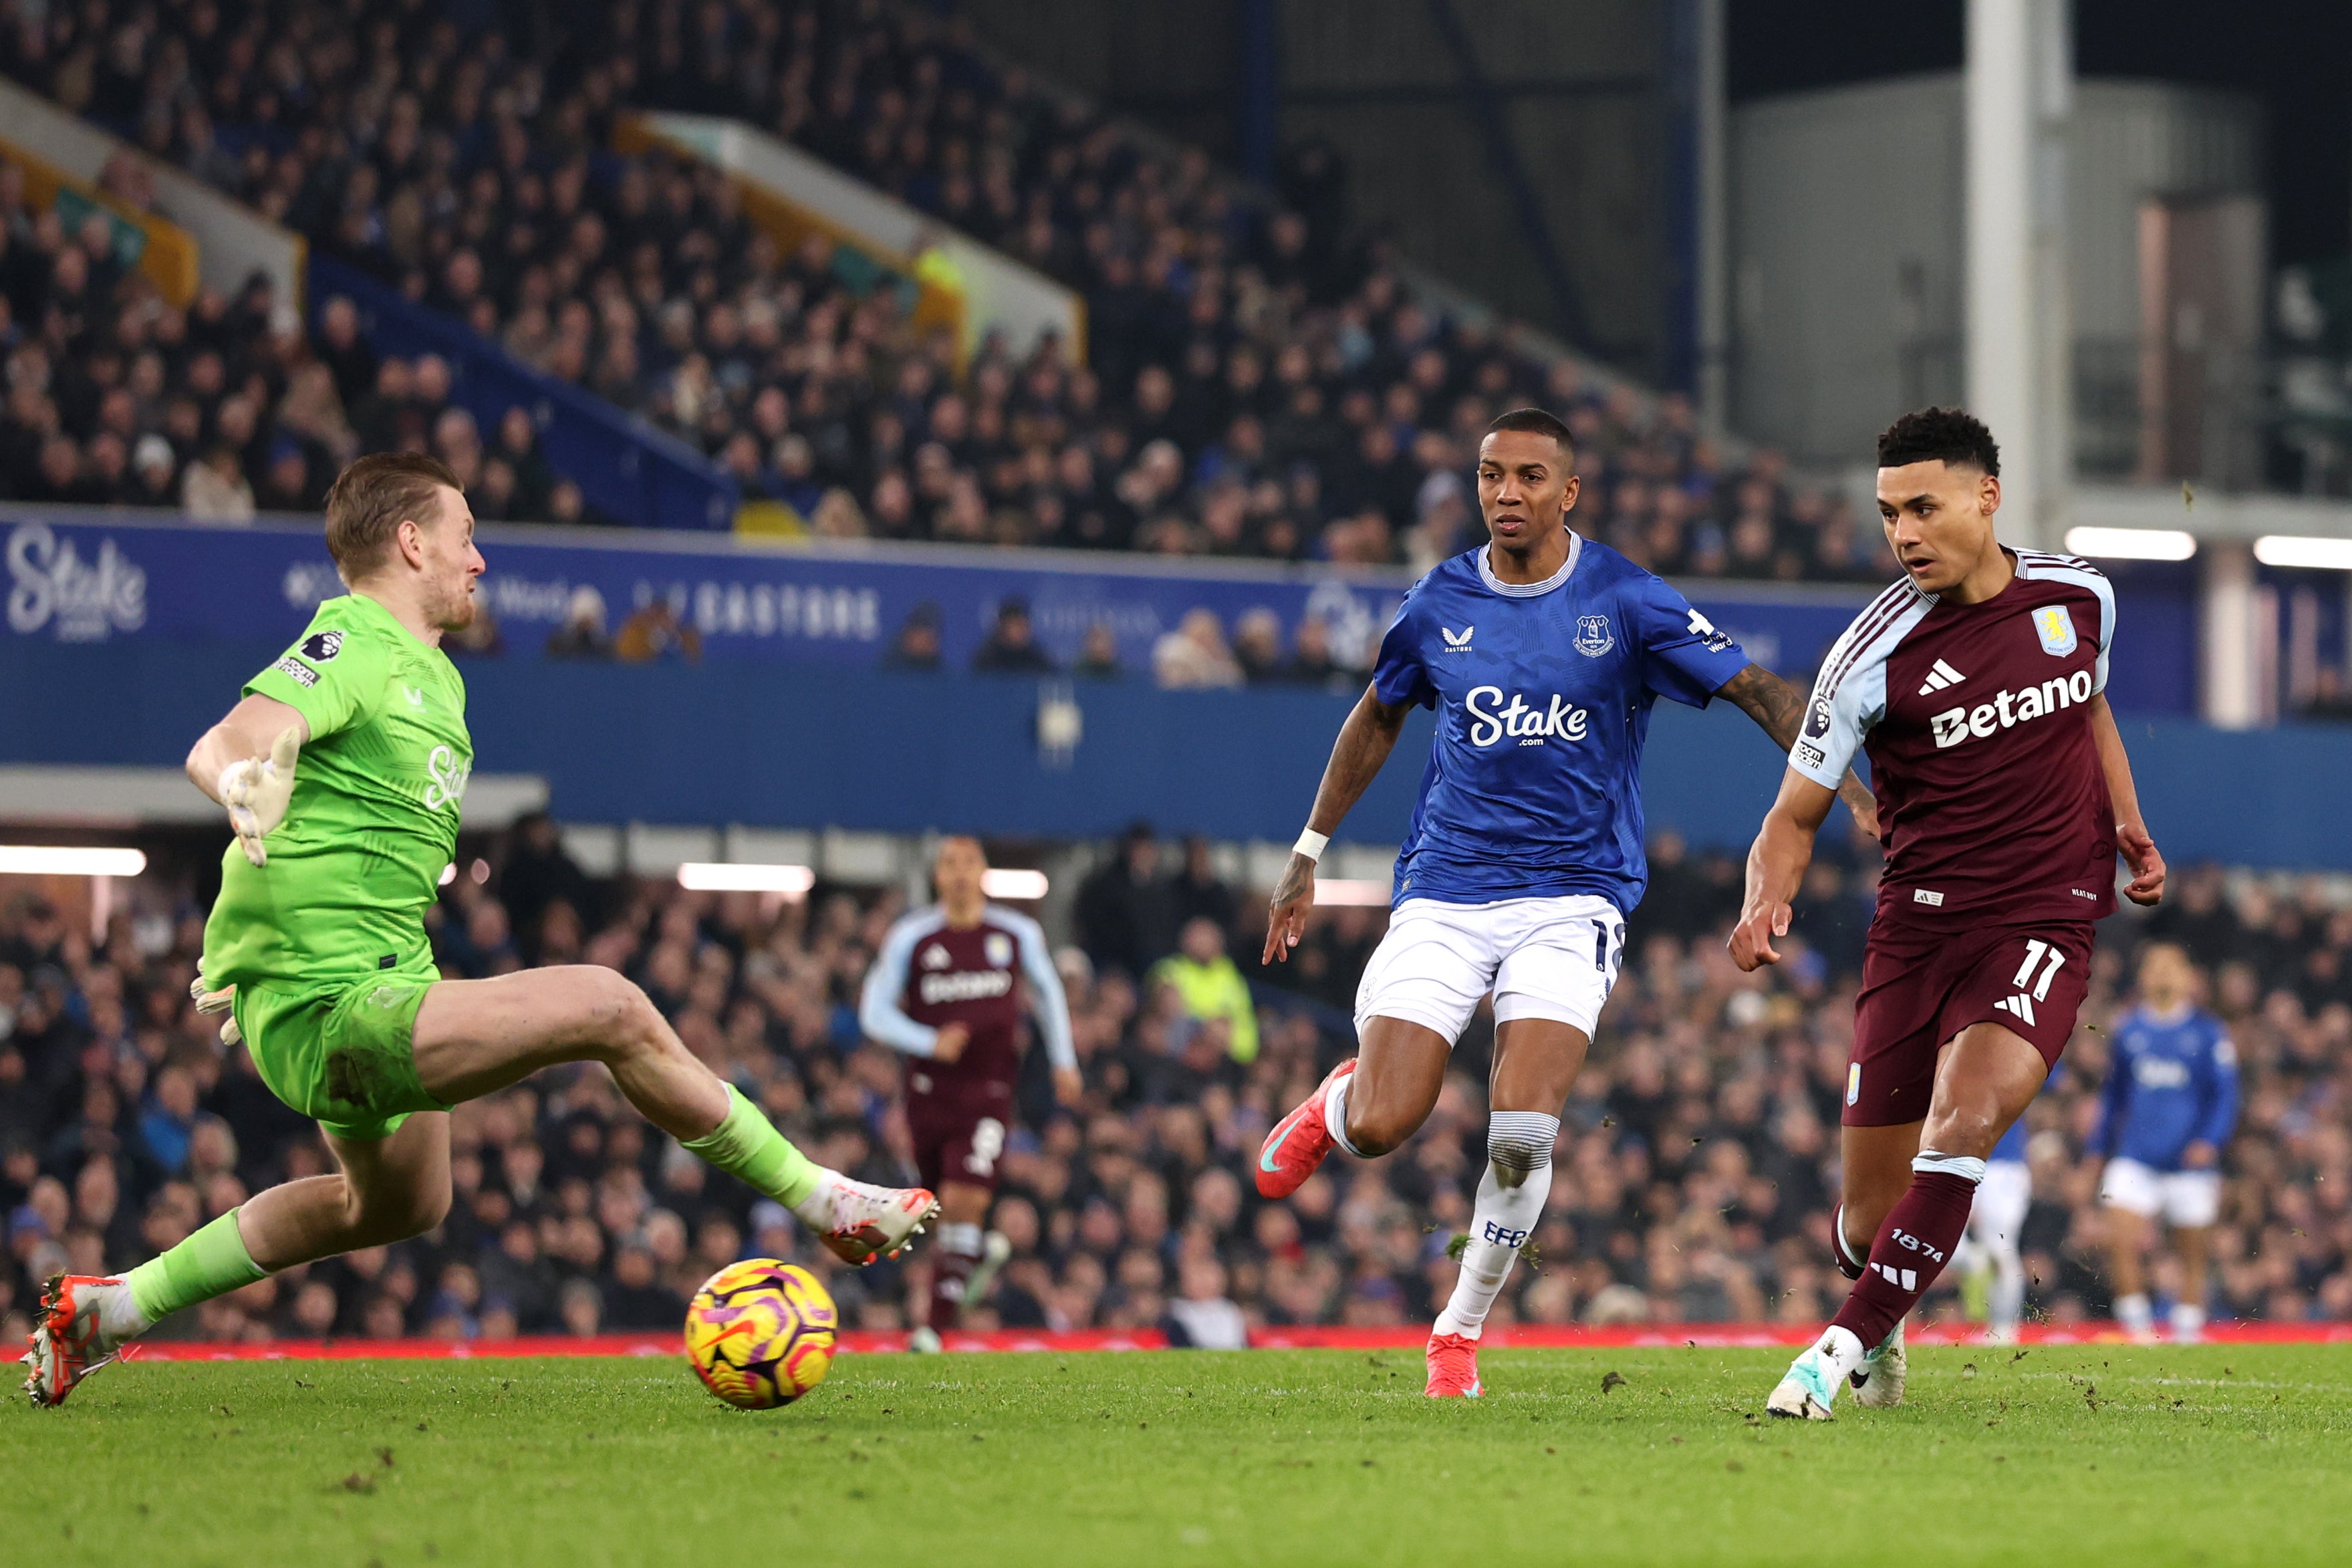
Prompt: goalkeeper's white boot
<box><xmin>811</xmin><ymin>1174</ymin><xmax>938</xmax><ymax>1266</ymax></box>
<box><xmin>1850</xmin><ymin>1318</ymin><xmax>1907</xmax><ymax>1408</ymax></box>
<box><xmin>1767</xmin><ymin>1326</ymin><xmax>1863</xmax><ymax>1421</ymax></box>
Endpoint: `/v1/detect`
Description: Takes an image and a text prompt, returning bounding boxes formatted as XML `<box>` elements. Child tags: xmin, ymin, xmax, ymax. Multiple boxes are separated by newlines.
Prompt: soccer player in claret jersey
<box><xmin>1731</xmin><ymin>407</ymin><xmax>2167</xmax><ymax>1419</ymax></box>
<box><xmin>1259</xmin><ymin>408</ymin><xmax>1877</xmax><ymax>1399</ymax></box>
<box><xmin>23</xmin><ymin>454</ymin><xmax>939</xmax><ymax>1408</ymax></box>
<box><xmin>860</xmin><ymin>837</ymin><xmax>1079</xmax><ymax>1351</ymax></box>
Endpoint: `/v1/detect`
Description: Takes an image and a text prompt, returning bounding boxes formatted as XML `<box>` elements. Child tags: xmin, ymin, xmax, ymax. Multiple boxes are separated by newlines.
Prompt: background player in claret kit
<box><xmin>1256</xmin><ymin>407</ymin><xmax>1877</xmax><ymax>1400</ymax></box>
<box><xmin>2095</xmin><ymin>940</ymin><xmax>2239</xmax><ymax>1343</ymax></box>
<box><xmin>860</xmin><ymin>837</ymin><xmax>1078</xmax><ymax>1352</ymax></box>
<box><xmin>23</xmin><ymin>455</ymin><xmax>939</xmax><ymax>1408</ymax></box>
<box><xmin>1731</xmin><ymin>407</ymin><xmax>2168</xmax><ymax>1420</ymax></box>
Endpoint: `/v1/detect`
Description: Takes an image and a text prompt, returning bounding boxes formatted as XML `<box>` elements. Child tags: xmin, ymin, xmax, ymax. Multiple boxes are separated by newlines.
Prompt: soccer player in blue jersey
<box><xmin>2095</xmin><ymin>940</ymin><xmax>2238</xmax><ymax>1342</ymax></box>
<box><xmin>1256</xmin><ymin>407</ymin><xmax>1876</xmax><ymax>1397</ymax></box>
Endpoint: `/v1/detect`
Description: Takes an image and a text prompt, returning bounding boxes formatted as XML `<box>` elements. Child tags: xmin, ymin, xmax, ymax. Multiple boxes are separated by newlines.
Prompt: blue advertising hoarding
<box><xmin>3</xmin><ymin>506</ymin><xmax>2194</xmax><ymax>712</ymax></box>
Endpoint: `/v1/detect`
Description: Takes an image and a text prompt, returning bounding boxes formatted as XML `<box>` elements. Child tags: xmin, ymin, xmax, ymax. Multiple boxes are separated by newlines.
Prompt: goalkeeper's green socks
<box><xmin>125</xmin><ymin>1207</ymin><xmax>269</xmax><ymax>1328</ymax></box>
<box><xmin>682</xmin><ymin>1084</ymin><xmax>830</xmax><ymax>1222</ymax></box>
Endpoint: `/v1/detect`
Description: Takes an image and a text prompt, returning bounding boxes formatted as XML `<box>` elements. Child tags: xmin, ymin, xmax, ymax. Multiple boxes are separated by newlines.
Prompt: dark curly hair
<box><xmin>1876</xmin><ymin>407</ymin><xmax>2000</xmax><ymax>476</ymax></box>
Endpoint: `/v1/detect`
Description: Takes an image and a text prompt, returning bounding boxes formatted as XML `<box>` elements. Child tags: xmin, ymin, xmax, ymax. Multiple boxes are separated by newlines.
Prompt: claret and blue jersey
<box><xmin>1370</xmin><ymin>534</ymin><xmax>1751</xmax><ymax>912</ymax></box>
<box><xmin>2094</xmin><ymin>1003</ymin><xmax>2240</xmax><ymax>1172</ymax></box>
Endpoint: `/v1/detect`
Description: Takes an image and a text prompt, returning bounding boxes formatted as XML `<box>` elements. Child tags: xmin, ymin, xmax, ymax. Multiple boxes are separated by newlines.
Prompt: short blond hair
<box><xmin>322</xmin><ymin>452</ymin><xmax>461</xmax><ymax>579</ymax></box>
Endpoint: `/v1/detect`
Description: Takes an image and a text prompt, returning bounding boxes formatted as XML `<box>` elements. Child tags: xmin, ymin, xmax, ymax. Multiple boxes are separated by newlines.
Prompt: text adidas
<box><xmin>1930</xmin><ymin>670</ymin><xmax>2093</xmax><ymax>749</ymax></box>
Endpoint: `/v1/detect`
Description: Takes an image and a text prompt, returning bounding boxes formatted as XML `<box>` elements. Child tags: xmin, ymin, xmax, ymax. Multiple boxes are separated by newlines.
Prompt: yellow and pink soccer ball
<box><xmin>684</xmin><ymin>1259</ymin><xmax>839</xmax><ymax>1410</ymax></box>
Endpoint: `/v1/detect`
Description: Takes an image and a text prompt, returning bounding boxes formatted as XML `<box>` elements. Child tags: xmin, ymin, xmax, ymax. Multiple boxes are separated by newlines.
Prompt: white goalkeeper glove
<box><xmin>190</xmin><ymin>970</ymin><xmax>241</xmax><ymax>1047</ymax></box>
<box><xmin>219</xmin><ymin>725</ymin><xmax>303</xmax><ymax>867</ymax></box>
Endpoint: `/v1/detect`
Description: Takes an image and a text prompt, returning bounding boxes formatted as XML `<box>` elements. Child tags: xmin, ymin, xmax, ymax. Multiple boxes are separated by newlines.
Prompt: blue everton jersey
<box><xmin>1371</xmin><ymin>535</ymin><xmax>1750</xmax><ymax>911</ymax></box>
<box><xmin>2093</xmin><ymin>1003</ymin><xmax>2239</xmax><ymax>1172</ymax></box>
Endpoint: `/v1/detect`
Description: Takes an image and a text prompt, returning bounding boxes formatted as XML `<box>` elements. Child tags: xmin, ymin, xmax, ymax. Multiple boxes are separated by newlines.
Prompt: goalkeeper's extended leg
<box><xmin>410</xmin><ymin>967</ymin><xmax>936</xmax><ymax>1265</ymax></box>
<box><xmin>27</xmin><ymin>1114</ymin><xmax>452</xmax><ymax>1406</ymax></box>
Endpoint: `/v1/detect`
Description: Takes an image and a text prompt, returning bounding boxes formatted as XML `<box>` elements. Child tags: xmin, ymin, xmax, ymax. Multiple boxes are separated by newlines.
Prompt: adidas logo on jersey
<box><xmin>1916</xmin><ymin>658</ymin><xmax>1966</xmax><ymax>696</ymax></box>
<box><xmin>1929</xmin><ymin>670</ymin><xmax>2094</xmax><ymax>749</ymax></box>
<box><xmin>1464</xmin><ymin>685</ymin><xmax>1589</xmax><ymax>748</ymax></box>
<box><xmin>1994</xmin><ymin>993</ymin><xmax>2038</xmax><ymax>1026</ymax></box>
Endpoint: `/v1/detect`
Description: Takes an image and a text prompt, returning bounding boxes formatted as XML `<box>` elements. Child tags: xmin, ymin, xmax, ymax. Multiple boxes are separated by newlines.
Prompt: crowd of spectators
<box><xmin>0</xmin><ymin>0</ymin><xmax>1894</xmax><ymax>584</ymax></box>
<box><xmin>5</xmin><ymin>813</ymin><xmax>2349</xmax><ymax>1349</ymax></box>
<box><xmin>0</xmin><ymin>146</ymin><xmax>584</xmax><ymax>523</ymax></box>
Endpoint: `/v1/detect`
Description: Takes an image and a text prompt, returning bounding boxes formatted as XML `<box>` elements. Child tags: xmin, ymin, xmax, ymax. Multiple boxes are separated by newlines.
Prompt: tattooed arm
<box><xmin>1263</xmin><ymin>685</ymin><xmax>1412</xmax><ymax>965</ymax></box>
<box><xmin>1715</xmin><ymin>662</ymin><xmax>1880</xmax><ymax>839</ymax></box>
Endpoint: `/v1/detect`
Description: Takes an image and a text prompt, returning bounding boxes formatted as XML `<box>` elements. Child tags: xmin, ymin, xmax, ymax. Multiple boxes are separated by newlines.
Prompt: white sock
<box><xmin>2172</xmin><ymin>1302</ymin><xmax>2206</xmax><ymax>1341</ymax></box>
<box><xmin>2115</xmin><ymin>1291</ymin><xmax>2154</xmax><ymax>1333</ymax></box>
<box><xmin>938</xmin><ymin>1222</ymin><xmax>985</xmax><ymax>1259</ymax></box>
<box><xmin>789</xmin><ymin>1168</ymin><xmax>844</xmax><ymax>1230</ymax></box>
<box><xmin>1323</xmin><ymin>1071</ymin><xmax>1366</xmax><ymax>1158</ymax></box>
<box><xmin>98</xmin><ymin>1279</ymin><xmax>152</xmax><ymax>1344</ymax></box>
<box><xmin>1814</xmin><ymin>1324</ymin><xmax>1866</xmax><ymax>1388</ymax></box>
<box><xmin>1432</xmin><ymin>1112</ymin><xmax>1558</xmax><ymax>1339</ymax></box>
<box><xmin>1988</xmin><ymin>1245</ymin><xmax>2025</xmax><ymax>1335</ymax></box>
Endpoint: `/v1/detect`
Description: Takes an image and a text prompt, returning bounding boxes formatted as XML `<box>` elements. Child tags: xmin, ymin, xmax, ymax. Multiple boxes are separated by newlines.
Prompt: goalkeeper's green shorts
<box><xmin>233</xmin><ymin>964</ymin><xmax>449</xmax><ymax>1141</ymax></box>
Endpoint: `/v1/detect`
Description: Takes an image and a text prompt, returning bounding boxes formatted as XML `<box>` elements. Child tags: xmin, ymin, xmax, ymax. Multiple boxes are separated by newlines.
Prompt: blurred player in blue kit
<box><xmin>2095</xmin><ymin>940</ymin><xmax>2238</xmax><ymax>1343</ymax></box>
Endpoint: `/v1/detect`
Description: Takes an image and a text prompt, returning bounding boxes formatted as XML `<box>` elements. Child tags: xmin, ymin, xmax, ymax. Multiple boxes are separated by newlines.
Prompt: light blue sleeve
<box><xmin>1791</xmin><ymin>646</ymin><xmax>1885</xmax><ymax>791</ymax></box>
<box><xmin>1008</xmin><ymin>912</ymin><xmax>1078</xmax><ymax>1072</ymax></box>
<box><xmin>858</xmin><ymin>915</ymin><xmax>939</xmax><ymax>1057</ymax></box>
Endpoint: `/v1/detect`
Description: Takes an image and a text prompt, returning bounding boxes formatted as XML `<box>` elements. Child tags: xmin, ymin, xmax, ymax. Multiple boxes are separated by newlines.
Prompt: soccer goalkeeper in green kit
<box><xmin>25</xmin><ymin>453</ymin><xmax>938</xmax><ymax>1406</ymax></box>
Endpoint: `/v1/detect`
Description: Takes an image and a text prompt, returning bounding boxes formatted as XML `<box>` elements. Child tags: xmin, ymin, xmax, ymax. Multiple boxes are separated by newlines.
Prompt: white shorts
<box><xmin>1968</xmin><ymin>1160</ymin><xmax>2031</xmax><ymax>1252</ymax></box>
<box><xmin>2100</xmin><ymin>1158</ymin><xmax>2222</xmax><ymax>1228</ymax></box>
<box><xmin>1353</xmin><ymin>894</ymin><xmax>1625</xmax><ymax>1045</ymax></box>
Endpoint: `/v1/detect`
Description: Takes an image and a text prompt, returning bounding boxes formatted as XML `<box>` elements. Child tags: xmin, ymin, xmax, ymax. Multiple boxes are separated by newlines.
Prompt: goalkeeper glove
<box><xmin>219</xmin><ymin>725</ymin><xmax>303</xmax><ymax>867</ymax></box>
<box><xmin>189</xmin><ymin>971</ymin><xmax>241</xmax><ymax>1048</ymax></box>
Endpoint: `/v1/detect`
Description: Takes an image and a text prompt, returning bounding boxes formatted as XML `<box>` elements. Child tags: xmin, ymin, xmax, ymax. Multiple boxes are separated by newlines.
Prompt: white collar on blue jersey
<box><xmin>1476</xmin><ymin>529</ymin><xmax>1583</xmax><ymax>598</ymax></box>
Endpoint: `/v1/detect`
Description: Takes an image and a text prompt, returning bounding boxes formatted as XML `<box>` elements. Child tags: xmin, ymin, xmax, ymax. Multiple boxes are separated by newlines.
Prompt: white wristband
<box><xmin>1293</xmin><ymin>828</ymin><xmax>1329</xmax><ymax>862</ymax></box>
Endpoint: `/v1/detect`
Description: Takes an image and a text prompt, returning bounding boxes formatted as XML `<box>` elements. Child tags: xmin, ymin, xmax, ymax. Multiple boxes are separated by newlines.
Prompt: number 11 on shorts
<box><xmin>2012</xmin><ymin>938</ymin><xmax>2066</xmax><ymax>1002</ymax></box>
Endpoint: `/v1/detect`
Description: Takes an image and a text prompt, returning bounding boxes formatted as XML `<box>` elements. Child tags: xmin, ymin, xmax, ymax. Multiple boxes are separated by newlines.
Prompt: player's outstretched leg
<box><xmin>1771</xmin><ymin>1023</ymin><xmax>2040</xmax><ymax>1420</ymax></box>
<box><xmin>26</xmin><ymin>1113</ymin><xmax>452</xmax><ymax>1406</ymax></box>
<box><xmin>410</xmin><ymin>967</ymin><xmax>938</xmax><ymax>1265</ymax></box>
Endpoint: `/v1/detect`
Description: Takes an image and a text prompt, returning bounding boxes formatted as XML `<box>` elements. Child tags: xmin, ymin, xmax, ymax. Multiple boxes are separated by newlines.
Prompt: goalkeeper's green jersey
<box><xmin>201</xmin><ymin>592</ymin><xmax>473</xmax><ymax>989</ymax></box>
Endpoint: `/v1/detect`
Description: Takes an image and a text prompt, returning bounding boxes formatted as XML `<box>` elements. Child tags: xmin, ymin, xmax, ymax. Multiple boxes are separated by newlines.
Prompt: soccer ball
<box><xmin>683</xmin><ymin>1259</ymin><xmax>839</xmax><ymax>1410</ymax></box>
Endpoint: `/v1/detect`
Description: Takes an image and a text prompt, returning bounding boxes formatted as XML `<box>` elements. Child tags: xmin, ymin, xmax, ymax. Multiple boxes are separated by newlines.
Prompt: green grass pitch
<box><xmin>6</xmin><ymin>1346</ymin><xmax>2350</xmax><ymax>1567</ymax></box>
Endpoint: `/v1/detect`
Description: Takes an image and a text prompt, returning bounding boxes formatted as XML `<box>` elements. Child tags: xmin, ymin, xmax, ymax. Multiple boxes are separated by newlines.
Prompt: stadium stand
<box><xmin>2</xmin><ymin>831</ymin><xmax>2344</xmax><ymax>1344</ymax></box>
<box><xmin>0</xmin><ymin>0</ymin><xmax>1894</xmax><ymax>579</ymax></box>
